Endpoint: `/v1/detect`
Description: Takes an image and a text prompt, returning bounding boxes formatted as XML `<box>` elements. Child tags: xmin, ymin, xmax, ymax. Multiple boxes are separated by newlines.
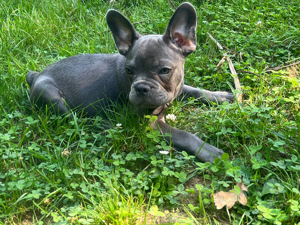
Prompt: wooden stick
<box><xmin>216</xmin><ymin>56</ymin><xmax>227</xmax><ymax>68</ymax></box>
<box><xmin>101</xmin><ymin>20</ymin><xmax>147</xmax><ymax>34</ymax></box>
<box><xmin>239</xmin><ymin>52</ymin><xmax>243</xmax><ymax>62</ymax></box>
<box><xmin>227</xmin><ymin>57</ymin><xmax>242</xmax><ymax>102</ymax></box>
<box><xmin>133</xmin><ymin>20</ymin><xmax>146</xmax><ymax>25</ymax></box>
<box><xmin>207</xmin><ymin>32</ymin><xmax>243</xmax><ymax>102</ymax></box>
<box><xmin>168</xmin><ymin>0</ymin><xmax>176</xmax><ymax>9</ymax></box>
<box><xmin>286</xmin><ymin>57</ymin><xmax>300</xmax><ymax>64</ymax></box>
<box><xmin>207</xmin><ymin>33</ymin><xmax>224</xmax><ymax>50</ymax></box>
<box><xmin>238</xmin><ymin>71</ymin><xmax>272</xmax><ymax>86</ymax></box>
<box><xmin>265</xmin><ymin>61</ymin><xmax>300</xmax><ymax>72</ymax></box>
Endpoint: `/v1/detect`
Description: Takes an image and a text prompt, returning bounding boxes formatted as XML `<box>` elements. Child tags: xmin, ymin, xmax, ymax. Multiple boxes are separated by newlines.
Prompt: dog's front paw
<box><xmin>196</xmin><ymin>145</ymin><xmax>224</xmax><ymax>163</ymax></box>
<box><xmin>214</xmin><ymin>91</ymin><xmax>235</xmax><ymax>103</ymax></box>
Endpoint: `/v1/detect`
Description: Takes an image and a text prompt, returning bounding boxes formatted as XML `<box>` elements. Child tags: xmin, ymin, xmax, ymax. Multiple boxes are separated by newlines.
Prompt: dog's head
<box><xmin>106</xmin><ymin>3</ymin><xmax>197</xmax><ymax>108</ymax></box>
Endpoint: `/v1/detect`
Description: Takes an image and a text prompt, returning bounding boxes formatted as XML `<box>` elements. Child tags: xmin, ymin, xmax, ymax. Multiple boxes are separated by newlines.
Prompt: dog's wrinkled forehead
<box><xmin>127</xmin><ymin>35</ymin><xmax>183</xmax><ymax>63</ymax></box>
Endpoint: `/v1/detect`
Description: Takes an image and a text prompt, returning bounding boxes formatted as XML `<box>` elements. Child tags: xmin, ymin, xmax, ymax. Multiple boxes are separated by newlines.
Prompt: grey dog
<box><xmin>26</xmin><ymin>2</ymin><xmax>234</xmax><ymax>162</ymax></box>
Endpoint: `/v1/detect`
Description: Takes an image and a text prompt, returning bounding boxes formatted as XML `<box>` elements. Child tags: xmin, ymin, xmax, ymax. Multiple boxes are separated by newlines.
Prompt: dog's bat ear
<box><xmin>106</xmin><ymin>10</ymin><xmax>140</xmax><ymax>56</ymax></box>
<box><xmin>163</xmin><ymin>2</ymin><xmax>197</xmax><ymax>57</ymax></box>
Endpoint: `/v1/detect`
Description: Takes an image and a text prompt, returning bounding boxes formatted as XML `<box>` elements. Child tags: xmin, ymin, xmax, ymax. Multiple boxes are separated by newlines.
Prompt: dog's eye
<box><xmin>160</xmin><ymin>68</ymin><xmax>171</xmax><ymax>74</ymax></box>
<box><xmin>125</xmin><ymin>68</ymin><xmax>133</xmax><ymax>74</ymax></box>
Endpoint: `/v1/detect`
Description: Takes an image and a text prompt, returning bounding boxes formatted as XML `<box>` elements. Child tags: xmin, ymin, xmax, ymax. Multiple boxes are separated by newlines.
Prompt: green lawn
<box><xmin>0</xmin><ymin>0</ymin><xmax>300</xmax><ymax>224</ymax></box>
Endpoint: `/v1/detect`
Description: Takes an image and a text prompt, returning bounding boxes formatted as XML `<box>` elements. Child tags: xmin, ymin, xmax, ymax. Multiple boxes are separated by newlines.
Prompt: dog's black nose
<box><xmin>135</xmin><ymin>83</ymin><xmax>150</xmax><ymax>97</ymax></box>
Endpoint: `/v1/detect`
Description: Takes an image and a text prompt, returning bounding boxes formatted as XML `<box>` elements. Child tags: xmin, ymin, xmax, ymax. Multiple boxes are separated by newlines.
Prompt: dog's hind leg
<box><xmin>29</xmin><ymin>78</ymin><xmax>70</xmax><ymax>115</ymax></box>
<box><xmin>26</xmin><ymin>71</ymin><xmax>39</xmax><ymax>86</ymax></box>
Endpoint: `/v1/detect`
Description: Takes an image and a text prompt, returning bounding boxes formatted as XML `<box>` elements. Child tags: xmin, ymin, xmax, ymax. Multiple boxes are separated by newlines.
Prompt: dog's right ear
<box><xmin>106</xmin><ymin>10</ymin><xmax>140</xmax><ymax>56</ymax></box>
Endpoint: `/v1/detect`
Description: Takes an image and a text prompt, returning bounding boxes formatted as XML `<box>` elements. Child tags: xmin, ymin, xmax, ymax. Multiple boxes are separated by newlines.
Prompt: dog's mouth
<box><xmin>128</xmin><ymin>80</ymin><xmax>173</xmax><ymax>108</ymax></box>
<box><xmin>129</xmin><ymin>87</ymin><xmax>171</xmax><ymax>108</ymax></box>
<box><xmin>129</xmin><ymin>95</ymin><xmax>165</xmax><ymax>108</ymax></box>
<box><xmin>130</xmin><ymin>101</ymin><xmax>159</xmax><ymax>108</ymax></box>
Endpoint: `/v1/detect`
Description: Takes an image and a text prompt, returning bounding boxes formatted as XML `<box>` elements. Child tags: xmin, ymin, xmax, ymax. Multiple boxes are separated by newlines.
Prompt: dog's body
<box><xmin>27</xmin><ymin>54</ymin><xmax>129</xmax><ymax>116</ymax></box>
<box><xmin>26</xmin><ymin>3</ymin><xmax>234</xmax><ymax>162</ymax></box>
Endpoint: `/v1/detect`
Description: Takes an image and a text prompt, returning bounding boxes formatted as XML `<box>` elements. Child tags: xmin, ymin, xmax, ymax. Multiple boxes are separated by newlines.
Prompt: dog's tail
<box><xmin>26</xmin><ymin>71</ymin><xmax>39</xmax><ymax>87</ymax></box>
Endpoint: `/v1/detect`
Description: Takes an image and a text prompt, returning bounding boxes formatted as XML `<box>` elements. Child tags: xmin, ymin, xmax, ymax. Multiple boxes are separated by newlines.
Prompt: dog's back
<box><xmin>26</xmin><ymin>54</ymin><xmax>130</xmax><ymax>116</ymax></box>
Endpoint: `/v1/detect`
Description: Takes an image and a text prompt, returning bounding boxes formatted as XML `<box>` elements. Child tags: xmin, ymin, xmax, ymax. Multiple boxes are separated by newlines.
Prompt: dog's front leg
<box><xmin>155</xmin><ymin>118</ymin><xmax>224</xmax><ymax>163</ymax></box>
<box><xmin>181</xmin><ymin>85</ymin><xmax>234</xmax><ymax>104</ymax></box>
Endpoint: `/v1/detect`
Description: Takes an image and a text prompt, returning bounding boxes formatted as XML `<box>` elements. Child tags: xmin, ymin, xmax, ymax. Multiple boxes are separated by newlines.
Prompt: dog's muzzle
<box><xmin>134</xmin><ymin>83</ymin><xmax>151</xmax><ymax>97</ymax></box>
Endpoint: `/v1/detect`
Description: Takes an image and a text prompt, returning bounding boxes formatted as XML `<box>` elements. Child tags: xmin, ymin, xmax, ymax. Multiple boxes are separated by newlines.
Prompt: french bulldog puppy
<box><xmin>26</xmin><ymin>3</ymin><xmax>234</xmax><ymax>162</ymax></box>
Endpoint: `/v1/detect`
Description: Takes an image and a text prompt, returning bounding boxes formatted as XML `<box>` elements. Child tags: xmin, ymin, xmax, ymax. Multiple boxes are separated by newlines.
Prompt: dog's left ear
<box><xmin>163</xmin><ymin>2</ymin><xmax>197</xmax><ymax>57</ymax></box>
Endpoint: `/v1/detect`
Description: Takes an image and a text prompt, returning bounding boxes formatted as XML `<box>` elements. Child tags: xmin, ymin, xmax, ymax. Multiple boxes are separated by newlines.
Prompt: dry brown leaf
<box><xmin>237</xmin><ymin>181</ymin><xmax>248</xmax><ymax>206</ymax></box>
<box><xmin>214</xmin><ymin>181</ymin><xmax>248</xmax><ymax>209</ymax></box>
<box><xmin>238</xmin><ymin>192</ymin><xmax>247</xmax><ymax>206</ymax></box>
<box><xmin>214</xmin><ymin>191</ymin><xmax>237</xmax><ymax>209</ymax></box>
<box><xmin>237</xmin><ymin>181</ymin><xmax>248</xmax><ymax>192</ymax></box>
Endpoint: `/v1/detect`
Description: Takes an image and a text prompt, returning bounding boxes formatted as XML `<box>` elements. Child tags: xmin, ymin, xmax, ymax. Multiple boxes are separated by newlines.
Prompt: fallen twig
<box><xmin>238</xmin><ymin>71</ymin><xmax>272</xmax><ymax>86</ymax></box>
<box><xmin>216</xmin><ymin>56</ymin><xmax>227</xmax><ymax>68</ymax></box>
<box><xmin>133</xmin><ymin>20</ymin><xmax>146</xmax><ymax>25</ymax></box>
<box><xmin>207</xmin><ymin>33</ymin><xmax>224</xmax><ymax>50</ymax></box>
<box><xmin>207</xmin><ymin>32</ymin><xmax>242</xmax><ymax>102</ymax></box>
<box><xmin>239</xmin><ymin>52</ymin><xmax>243</xmax><ymax>62</ymax></box>
<box><xmin>227</xmin><ymin>58</ymin><xmax>242</xmax><ymax>102</ymax></box>
<box><xmin>286</xmin><ymin>57</ymin><xmax>300</xmax><ymax>64</ymax></box>
<box><xmin>168</xmin><ymin>0</ymin><xmax>176</xmax><ymax>9</ymax></box>
<box><xmin>101</xmin><ymin>20</ymin><xmax>147</xmax><ymax>34</ymax></box>
<box><xmin>265</xmin><ymin>61</ymin><xmax>300</xmax><ymax>73</ymax></box>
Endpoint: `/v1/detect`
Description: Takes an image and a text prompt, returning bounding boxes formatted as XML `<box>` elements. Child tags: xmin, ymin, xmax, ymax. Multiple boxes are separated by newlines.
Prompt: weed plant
<box><xmin>0</xmin><ymin>0</ymin><xmax>299</xmax><ymax>224</ymax></box>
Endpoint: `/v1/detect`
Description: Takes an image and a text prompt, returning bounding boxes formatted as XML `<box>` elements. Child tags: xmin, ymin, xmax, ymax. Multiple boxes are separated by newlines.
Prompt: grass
<box><xmin>0</xmin><ymin>0</ymin><xmax>300</xmax><ymax>224</ymax></box>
